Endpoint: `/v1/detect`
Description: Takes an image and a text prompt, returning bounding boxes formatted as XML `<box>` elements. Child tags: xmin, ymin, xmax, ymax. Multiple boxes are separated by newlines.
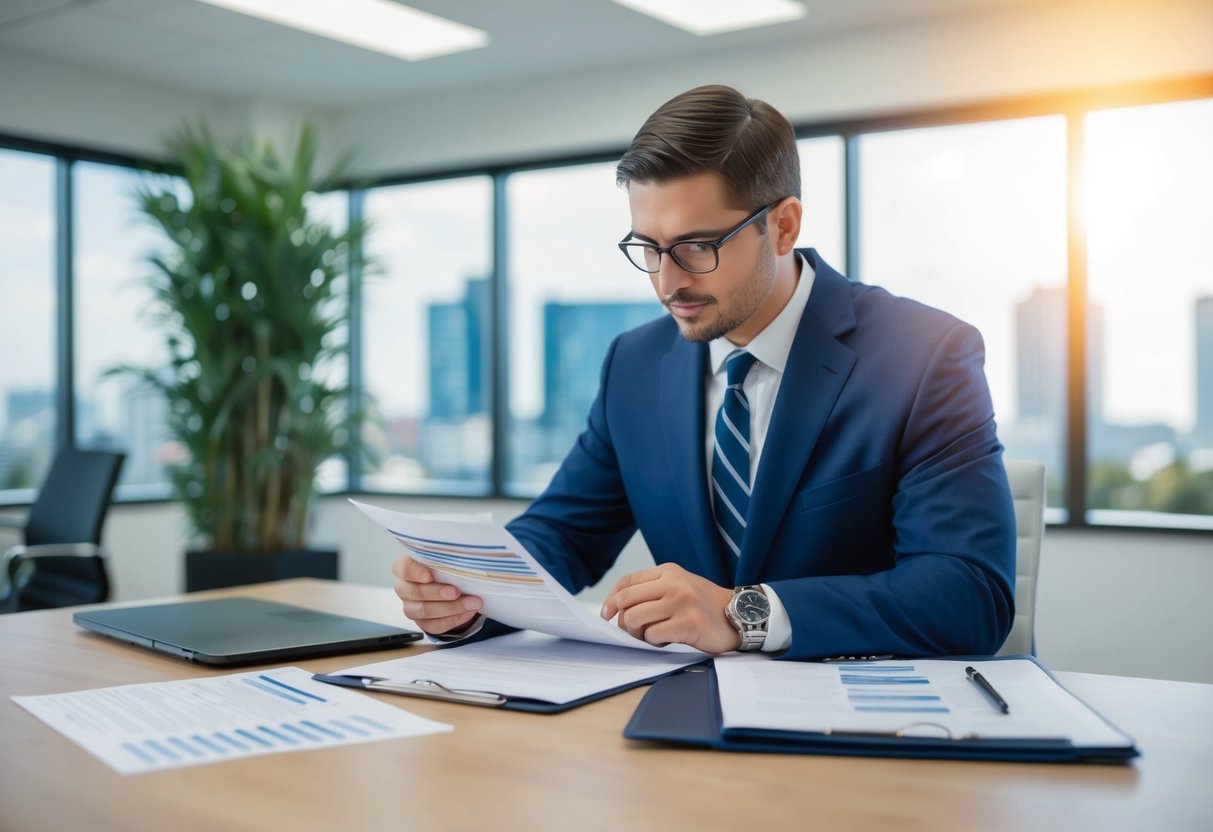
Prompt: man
<box><xmin>393</xmin><ymin>85</ymin><xmax>1016</xmax><ymax>660</ymax></box>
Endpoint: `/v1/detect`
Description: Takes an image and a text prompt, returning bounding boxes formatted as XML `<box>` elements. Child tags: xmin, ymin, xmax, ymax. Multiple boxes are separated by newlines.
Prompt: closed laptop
<box><xmin>73</xmin><ymin>597</ymin><xmax>422</xmax><ymax>665</ymax></box>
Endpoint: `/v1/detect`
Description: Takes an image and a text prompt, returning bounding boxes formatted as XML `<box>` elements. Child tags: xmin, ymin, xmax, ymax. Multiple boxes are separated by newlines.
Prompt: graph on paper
<box><xmin>351</xmin><ymin>499</ymin><xmax>703</xmax><ymax>653</ymax></box>
<box><xmin>12</xmin><ymin>667</ymin><xmax>451</xmax><ymax>776</ymax></box>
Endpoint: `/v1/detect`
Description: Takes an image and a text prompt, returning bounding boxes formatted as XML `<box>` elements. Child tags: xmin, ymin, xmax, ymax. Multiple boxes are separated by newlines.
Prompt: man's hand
<box><xmin>391</xmin><ymin>555</ymin><xmax>483</xmax><ymax>635</ymax></box>
<box><xmin>600</xmin><ymin>562</ymin><xmax>741</xmax><ymax>654</ymax></box>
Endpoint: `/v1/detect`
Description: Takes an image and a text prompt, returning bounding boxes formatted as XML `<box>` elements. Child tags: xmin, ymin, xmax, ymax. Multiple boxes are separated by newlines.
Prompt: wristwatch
<box><xmin>725</xmin><ymin>585</ymin><xmax>770</xmax><ymax>651</ymax></box>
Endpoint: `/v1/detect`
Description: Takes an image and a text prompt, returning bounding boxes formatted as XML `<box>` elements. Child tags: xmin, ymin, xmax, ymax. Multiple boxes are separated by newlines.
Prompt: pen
<box><xmin>966</xmin><ymin>666</ymin><xmax>1010</xmax><ymax>714</ymax></box>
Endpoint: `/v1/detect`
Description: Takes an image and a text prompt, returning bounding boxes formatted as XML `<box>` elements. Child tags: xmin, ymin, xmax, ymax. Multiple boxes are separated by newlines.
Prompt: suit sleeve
<box><xmin>767</xmin><ymin>322</ymin><xmax>1017</xmax><ymax>660</ymax></box>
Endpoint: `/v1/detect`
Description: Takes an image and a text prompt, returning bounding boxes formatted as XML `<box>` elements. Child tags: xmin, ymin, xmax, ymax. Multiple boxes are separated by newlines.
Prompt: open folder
<box><xmin>624</xmin><ymin>657</ymin><xmax>1139</xmax><ymax>763</ymax></box>
<box><xmin>315</xmin><ymin>631</ymin><xmax>706</xmax><ymax>713</ymax></box>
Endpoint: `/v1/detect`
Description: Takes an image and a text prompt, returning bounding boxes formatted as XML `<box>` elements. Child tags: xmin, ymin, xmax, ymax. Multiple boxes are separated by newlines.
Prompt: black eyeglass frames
<box><xmin>617</xmin><ymin>201</ymin><xmax>778</xmax><ymax>275</ymax></box>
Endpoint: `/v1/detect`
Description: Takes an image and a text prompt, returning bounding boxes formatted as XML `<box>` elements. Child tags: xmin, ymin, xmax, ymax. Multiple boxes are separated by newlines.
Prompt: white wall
<box><xmin>6</xmin><ymin>496</ymin><xmax>1208</xmax><ymax>684</ymax></box>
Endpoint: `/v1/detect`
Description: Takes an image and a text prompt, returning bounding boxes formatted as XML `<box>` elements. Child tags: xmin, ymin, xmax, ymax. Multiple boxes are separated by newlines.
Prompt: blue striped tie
<box><xmin>712</xmin><ymin>350</ymin><xmax>758</xmax><ymax>560</ymax></box>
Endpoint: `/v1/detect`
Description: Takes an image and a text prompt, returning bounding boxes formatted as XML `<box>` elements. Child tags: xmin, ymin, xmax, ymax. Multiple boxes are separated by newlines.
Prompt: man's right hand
<box><xmin>391</xmin><ymin>555</ymin><xmax>483</xmax><ymax>635</ymax></box>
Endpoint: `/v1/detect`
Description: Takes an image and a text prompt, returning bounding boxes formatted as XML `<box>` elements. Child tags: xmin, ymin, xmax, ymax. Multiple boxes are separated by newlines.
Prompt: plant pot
<box><xmin>185</xmin><ymin>549</ymin><xmax>339</xmax><ymax>593</ymax></box>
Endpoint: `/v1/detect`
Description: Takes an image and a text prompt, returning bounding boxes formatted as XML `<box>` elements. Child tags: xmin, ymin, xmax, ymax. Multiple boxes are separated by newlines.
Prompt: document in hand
<box><xmin>624</xmin><ymin>656</ymin><xmax>1139</xmax><ymax>763</ymax></box>
<box><xmin>316</xmin><ymin>631</ymin><xmax>706</xmax><ymax>713</ymax></box>
<box><xmin>350</xmin><ymin>499</ymin><xmax>700</xmax><ymax>653</ymax></box>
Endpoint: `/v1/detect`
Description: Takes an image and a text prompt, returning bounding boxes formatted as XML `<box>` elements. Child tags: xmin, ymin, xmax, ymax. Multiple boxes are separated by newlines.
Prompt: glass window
<box><xmin>1085</xmin><ymin>96</ymin><xmax>1213</xmax><ymax>522</ymax></box>
<box><xmin>0</xmin><ymin>150</ymin><xmax>56</xmax><ymax>500</ymax></box>
<box><xmin>74</xmin><ymin>162</ymin><xmax>176</xmax><ymax>498</ymax></box>
<box><xmin>361</xmin><ymin>177</ymin><xmax>493</xmax><ymax>493</ymax></box>
<box><xmin>505</xmin><ymin>162</ymin><xmax>662</xmax><ymax>494</ymax></box>
<box><xmin>858</xmin><ymin>116</ymin><xmax>1069</xmax><ymax>510</ymax></box>
<box><xmin>303</xmin><ymin>189</ymin><xmax>350</xmax><ymax>494</ymax></box>
<box><xmin>796</xmin><ymin>136</ymin><xmax>846</xmax><ymax>270</ymax></box>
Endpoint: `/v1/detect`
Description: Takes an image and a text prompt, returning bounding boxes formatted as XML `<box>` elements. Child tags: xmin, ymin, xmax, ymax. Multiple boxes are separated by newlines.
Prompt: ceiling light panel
<box><xmin>611</xmin><ymin>0</ymin><xmax>806</xmax><ymax>36</ymax></box>
<box><xmin>194</xmin><ymin>0</ymin><xmax>488</xmax><ymax>61</ymax></box>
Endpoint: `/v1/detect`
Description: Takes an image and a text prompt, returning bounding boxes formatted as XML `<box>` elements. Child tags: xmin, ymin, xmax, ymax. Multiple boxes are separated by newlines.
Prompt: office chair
<box><xmin>997</xmin><ymin>459</ymin><xmax>1046</xmax><ymax>656</ymax></box>
<box><xmin>0</xmin><ymin>448</ymin><xmax>125</xmax><ymax>613</ymax></box>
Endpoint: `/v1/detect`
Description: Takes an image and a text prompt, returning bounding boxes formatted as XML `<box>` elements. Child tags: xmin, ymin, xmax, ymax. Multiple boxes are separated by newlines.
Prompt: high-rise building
<box><xmin>1015</xmin><ymin>286</ymin><xmax>1104</xmax><ymax>427</ymax></box>
<box><xmin>423</xmin><ymin>278</ymin><xmax>491</xmax><ymax>480</ymax></box>
<box><xmin>1196</xmin><ymin>297</ymin><xmax>1213</xmax><ymax>443</ymax></box>
<box><xmin>541</xmin><ymin>300</ymin><xmax>662</xmax><ymax>457</ymax></box>
<box><xmin>428</xmin><ymin>277</ymin><xmax>490</xmax><ymax>422</ymax></box>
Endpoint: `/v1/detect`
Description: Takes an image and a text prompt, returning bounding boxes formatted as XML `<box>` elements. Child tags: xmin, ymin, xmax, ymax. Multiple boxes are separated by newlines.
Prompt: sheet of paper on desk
<box><xmin>12</xmin><ymin>666</ymin><xmax>452</xmax><ymax>776</ymax></box>
<box><xmin>332</xmin><ymin>630</ymin><xmax>705</xmax><ymax>705</ymax></box>
<box><xmin>352</xmin><ymin>499</ymin><xmax>700</xmax><ymax>653</ymax></box>
<box><xmin>713</xmin><ymin>656</ymin><xmax>1134</xmax><ymax>748</ymax></box>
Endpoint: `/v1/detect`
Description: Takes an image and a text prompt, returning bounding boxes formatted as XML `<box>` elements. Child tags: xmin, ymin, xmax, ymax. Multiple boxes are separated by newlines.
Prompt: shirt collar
<box><xmin>709</xmin><ymin>251</ymin><xmax>816</xmax><ymax>376</ymax></box>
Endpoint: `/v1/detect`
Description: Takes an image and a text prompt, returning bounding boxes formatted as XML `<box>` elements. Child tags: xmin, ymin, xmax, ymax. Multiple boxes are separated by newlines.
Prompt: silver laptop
<box><xmin>73</xmin><ymin>597</ymin><xmax>422</xmax><ymax>666</ymax></box>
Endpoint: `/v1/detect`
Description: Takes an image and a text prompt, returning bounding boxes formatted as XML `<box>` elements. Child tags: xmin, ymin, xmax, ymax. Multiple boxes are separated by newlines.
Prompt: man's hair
<box><xmin>615</xmin><ymin>85</ymin><xmax>801</xmax><ymax>213</ymax></box>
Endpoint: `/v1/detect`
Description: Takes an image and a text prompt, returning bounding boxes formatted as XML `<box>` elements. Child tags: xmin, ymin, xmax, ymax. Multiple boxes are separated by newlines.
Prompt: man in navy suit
<box><xmin>393</xmin><ymin>85</ymin><xmax>1016</xmax><ymax>660</ymax></box>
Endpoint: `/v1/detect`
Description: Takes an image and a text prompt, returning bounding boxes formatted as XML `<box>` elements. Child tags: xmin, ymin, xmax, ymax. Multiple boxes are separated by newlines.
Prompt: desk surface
<box><xmin>2</xmin><ymin>579</ymin><xmax>1210</xmax><ymax>832</ymax></box>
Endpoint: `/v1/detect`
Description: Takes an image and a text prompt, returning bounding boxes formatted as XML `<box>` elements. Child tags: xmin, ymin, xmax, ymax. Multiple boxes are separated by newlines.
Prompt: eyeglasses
<box><xmin>618</xmin><ymin>202</ymin><xmax>776</xmax><ymax>275</ymax></box>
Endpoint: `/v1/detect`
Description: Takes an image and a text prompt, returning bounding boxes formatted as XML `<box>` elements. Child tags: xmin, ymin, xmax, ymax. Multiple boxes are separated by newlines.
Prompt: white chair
<box><xmin>997</xmin><ymin>459</ymin><xmax>1046</xmax><ymax>656</ymax></box>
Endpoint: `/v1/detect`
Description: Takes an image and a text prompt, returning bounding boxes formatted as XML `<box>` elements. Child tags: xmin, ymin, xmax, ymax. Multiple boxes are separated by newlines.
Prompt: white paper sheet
<box><xmin>352</xmin><ymin>499</ymin><xmax>702</xmax><ymax>653</ymax></box>
<box><xmin>713</xmin><ymin>656</ymin><xmax>1134</xmax><ymax>747</ymax></box>
<box><xmin>332</xmin><ymin>630</ymin><xmax>705</xmax><ymax>705</ymax></box>
<box><xmin>12</xmin><ymin>666</ymin><xmax>452</xmax><ymax>776</ymax></box>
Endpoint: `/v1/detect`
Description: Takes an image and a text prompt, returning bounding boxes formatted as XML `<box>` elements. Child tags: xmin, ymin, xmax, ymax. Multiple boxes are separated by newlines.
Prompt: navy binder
<box><xmin>623</xmin><ymin>664</ymin><xmax>1140</xmax><ymax>763</ymax></box>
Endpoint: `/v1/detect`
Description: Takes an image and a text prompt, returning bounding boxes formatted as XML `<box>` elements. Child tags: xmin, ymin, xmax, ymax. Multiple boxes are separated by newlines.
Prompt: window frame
<box><xmin>1</xmin><ymin>73</ymin><xmax>1211</xmax><ymax>535</ymax></box>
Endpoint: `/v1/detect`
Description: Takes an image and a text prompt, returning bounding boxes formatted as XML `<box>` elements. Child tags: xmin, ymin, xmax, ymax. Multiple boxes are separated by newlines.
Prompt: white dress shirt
<box><xmin>706</xmin><ymin>252</ymin><xmax>816</xmax><ymax>652</ymax></box>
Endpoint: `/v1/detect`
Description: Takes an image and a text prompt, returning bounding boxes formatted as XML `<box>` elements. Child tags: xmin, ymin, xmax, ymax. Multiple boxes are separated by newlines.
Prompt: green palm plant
<box><xmin>117</xmin><ymin>123</ymin><xmax>367</xmax><ymax>554</ymax></box>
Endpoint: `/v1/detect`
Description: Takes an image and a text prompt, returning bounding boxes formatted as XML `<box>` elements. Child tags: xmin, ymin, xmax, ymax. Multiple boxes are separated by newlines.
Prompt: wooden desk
<box><xmin>2</xmin><ymin>579</ymin><xmax>1210</xmax><ymax>831</ymax></box>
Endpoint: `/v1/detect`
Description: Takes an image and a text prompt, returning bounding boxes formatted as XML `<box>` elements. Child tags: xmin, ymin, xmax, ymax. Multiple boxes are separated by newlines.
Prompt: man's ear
<box><xmin>770</xmin><ymin>197</ymin><xmax>803</xmax><ymax>256</ymax></box>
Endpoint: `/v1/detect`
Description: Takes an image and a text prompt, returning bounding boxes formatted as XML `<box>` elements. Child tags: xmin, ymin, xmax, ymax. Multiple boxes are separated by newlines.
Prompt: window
<box><xmin>303</xmin><ymin>189</ymin><xmax>351</xmax><ymax>494</ymax></box>
<box><xmin>361</xmin><ymin>177</ymin><xmax>493</xmax><ymax>493</ymax></box>
<box><xmin>858</xmin><ymin>116</ymin><xmax>1069</xmax><ymax>510</ymax></box>
<box><xmin>796</xmin><ymin>136</ymin><xmax>846</xmax><ymax>269</ymax></box>
<box><xmin>0</xmin><ymin>150</ymin><xmax>56</xmax><ymax>497</ymax></box>
<box><xmin>73</xmin><ymin>162</ymin><xmax>175</xmax><ymax>498</ymax></box>
<box><xmin>505</xmin><ymin>162</ymin><xmax>662</xmax><ymax>494</ymax></box>
<box><xmin>1085</xmin><ymin>97</ymin><xmax>1213</xmax><ymax>521</ymax></box>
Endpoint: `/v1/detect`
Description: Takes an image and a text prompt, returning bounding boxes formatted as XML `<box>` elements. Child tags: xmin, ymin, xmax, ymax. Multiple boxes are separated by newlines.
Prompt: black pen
<box><xmin>966</xmin><ymin>666</ymin><xmax>1010</xmax><ymax>714</ymax></box>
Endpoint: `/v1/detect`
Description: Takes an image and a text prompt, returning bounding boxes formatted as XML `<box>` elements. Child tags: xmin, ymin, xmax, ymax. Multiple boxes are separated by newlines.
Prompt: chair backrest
<box><xmin>24</xmin><ymin>449</ymin><xmax>126</xmax><ymax>546</ymax></box>
<box><xmin>11</xmin><ymin>449</ymin><xmax>125</xmax><ymax>611</ymax></box>
<box><xmin>997</xmin><ymin>459</ymin><xmax>1046</xmax><ymax>656</ymax></box>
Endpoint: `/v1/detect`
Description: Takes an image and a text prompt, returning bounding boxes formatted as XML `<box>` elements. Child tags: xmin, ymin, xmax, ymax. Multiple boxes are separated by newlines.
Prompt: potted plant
<box><xmin>117</xmin><ymin>123</ymin><xmax>368</xmax><ymax>591</ymax></box>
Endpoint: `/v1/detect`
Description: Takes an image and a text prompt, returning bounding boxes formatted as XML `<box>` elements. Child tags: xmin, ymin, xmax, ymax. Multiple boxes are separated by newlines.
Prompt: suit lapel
<box><xmin>660</xmin><ymin>338</ymin><xmax>731</xmax><ymax>586</ymax></box>
<box><xmin>737</xmin><ymin>252</ymin><xmax>858</xmax><ymax>584</ymax></box>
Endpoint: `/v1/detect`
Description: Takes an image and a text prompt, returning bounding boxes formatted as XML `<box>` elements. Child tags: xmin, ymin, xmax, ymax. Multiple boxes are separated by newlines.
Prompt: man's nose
<box><xmin>654</xmin><ymin>255</ymin><xmax>694</xmax><ymax>297</ymax></box>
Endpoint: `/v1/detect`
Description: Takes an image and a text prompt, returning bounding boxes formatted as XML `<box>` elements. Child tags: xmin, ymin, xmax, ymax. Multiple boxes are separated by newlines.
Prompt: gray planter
<box><xmin>185</xmin><ymin>549</ymin><xmax>339</xmax><ymax>593</ymax></box>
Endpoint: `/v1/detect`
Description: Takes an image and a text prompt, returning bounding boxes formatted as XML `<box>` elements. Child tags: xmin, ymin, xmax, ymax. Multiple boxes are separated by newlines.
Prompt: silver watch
<box><xmin>725</xmin><ymin>585</ymin><xmax>770</xmax><ymax>651</ymax></box>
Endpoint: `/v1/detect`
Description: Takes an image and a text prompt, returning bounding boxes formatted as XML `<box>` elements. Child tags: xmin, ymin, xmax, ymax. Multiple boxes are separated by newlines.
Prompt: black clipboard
<box><xmin>623</xmin><ymin>663</ymin><xmax>1140</xmax><ymax>763</ymax></box>
<box><xmin>314</xmin><ymin>662</ymin><xmax>702</xmax><ymax>714</ymax></box>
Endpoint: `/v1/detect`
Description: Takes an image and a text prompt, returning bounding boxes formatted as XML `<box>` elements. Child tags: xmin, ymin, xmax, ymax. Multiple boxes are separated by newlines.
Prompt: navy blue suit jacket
<box><xmin>507</xmin><ymin>250</ymin><xmax>1016</xmax><ymax>660</ymax></box>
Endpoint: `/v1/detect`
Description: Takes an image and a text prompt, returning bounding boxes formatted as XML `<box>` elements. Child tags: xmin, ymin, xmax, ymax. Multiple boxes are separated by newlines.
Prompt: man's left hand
<box><xmin>600</xmin><ymin>562</ymin><xmax>741</xmax><ymax>654</ymax></box>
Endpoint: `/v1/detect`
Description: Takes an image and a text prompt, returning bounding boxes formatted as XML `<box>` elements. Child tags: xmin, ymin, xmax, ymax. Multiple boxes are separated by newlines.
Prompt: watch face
<box><xmin>735</xmin><ymin>589</ymin><xmax>770</xmax><ymax>625</ymax></box>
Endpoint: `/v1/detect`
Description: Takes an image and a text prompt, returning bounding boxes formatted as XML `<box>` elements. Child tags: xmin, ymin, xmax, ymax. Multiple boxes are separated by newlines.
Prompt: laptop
<box><xmin>73</xmin><ymin>597</ymin><xmax>423</xmax><ymax>666</ymax></box>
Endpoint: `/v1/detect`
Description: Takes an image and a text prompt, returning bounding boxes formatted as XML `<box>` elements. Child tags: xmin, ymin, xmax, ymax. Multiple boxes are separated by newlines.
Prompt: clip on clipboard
<box><xmin>313</xmin><ymin>675</ymin><xmax>508</xmax><ymax>706</ymax></box>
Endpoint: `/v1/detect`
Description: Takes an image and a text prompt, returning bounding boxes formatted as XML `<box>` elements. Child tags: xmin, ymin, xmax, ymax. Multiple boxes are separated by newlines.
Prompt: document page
<box><xmin>713</xmin><ymin>656</ymin><xmax>1134</xmax><ymax>748</ymax></box>
<box><xmin>12</xmin><ymin>667</ymin><xmax>452</xmax><ymax>776</ymax></box>
<box><xmin>352</xmin><ymin>499</ymin><xmax>701</xmax><ymax>653</ymax></box>
<box><xmin>330</xmin><ymin>631</ymin><xmax>705</xmax><ymax>705</ymax></box>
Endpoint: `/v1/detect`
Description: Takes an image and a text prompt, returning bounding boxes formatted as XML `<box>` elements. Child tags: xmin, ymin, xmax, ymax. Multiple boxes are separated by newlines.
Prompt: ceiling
<box><xmin>0</xmin><ymin>0</ymin><xmax>1051</xmax><ymax>108</ymax></box>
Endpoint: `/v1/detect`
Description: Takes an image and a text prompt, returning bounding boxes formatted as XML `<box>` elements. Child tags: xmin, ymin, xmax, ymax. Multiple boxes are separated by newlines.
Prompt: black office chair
<box><xmin>0</xmin><ymin>448</ymin><xmax>125</xmax><ymax>613</ymax></box>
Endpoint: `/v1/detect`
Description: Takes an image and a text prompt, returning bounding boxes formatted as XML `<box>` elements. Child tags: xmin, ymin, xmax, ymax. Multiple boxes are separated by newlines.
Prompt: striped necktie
<box><xmin>712</xmin><ymin>349</ymin><xmax>759</xmax><ymax>560</ymax></box>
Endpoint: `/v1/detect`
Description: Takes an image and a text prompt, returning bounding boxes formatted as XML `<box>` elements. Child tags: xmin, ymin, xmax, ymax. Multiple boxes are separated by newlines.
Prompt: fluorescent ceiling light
<box><xmin>611</xmin><ymin>0</ymin><xmax>806</xmax><ymax>36</ymax></box>
<box><xmin>194</xmin><ymin>0</ymin><xmax>488</xmax><ymax>61</ymax></box>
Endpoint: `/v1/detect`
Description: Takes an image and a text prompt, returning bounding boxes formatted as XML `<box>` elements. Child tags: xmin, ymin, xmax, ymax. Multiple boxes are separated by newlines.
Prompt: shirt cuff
<box><xmin>760</xmin><ymin>583</ymin><xmax>793</xmax><ymax>652</ymax></box>
<box><xmin>426</xmin><ymin>614</ymin><xmax>486</xmax><ymax>643</ymax></box>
